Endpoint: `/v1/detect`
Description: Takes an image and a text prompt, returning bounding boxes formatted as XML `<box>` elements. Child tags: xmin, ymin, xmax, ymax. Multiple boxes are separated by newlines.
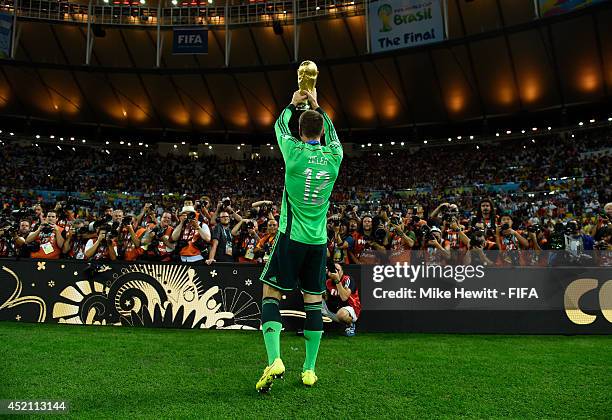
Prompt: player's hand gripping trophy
<box><xmin>296</xmin><ymin>60</ymin><xmax>319</xmax><ymax>110</ymax></box>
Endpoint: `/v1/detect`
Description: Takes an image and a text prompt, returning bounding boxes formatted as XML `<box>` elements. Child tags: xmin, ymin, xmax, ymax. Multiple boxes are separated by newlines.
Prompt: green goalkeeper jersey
<box><xmin>274</xmin><ymin>104</ymin><xmax>343</xmax><ymax>245</ymax></box>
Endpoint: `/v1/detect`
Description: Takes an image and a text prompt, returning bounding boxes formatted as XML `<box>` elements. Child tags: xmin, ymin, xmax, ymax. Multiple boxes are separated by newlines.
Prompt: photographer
<box><xmin>26</xmin><ymin>211</ymin><xmax>64</xmax><ymax>259</ymax></box>
<box><xmin>231</xmin><ymin>218</ymin><xmax>260</xmax><ymax>263</ymax></box>
<box><xmin>210</xmin><ymin>197</ymin><xmax>241</xmax><ymax>228</ymax></box>
<box><xmin>594</xmin><ymin>227</ymin><xmax>611</xmax><ymax>266</ymax></box>
<box><xmin>462</xmin><ymin>221</ymin><xmax>495</xmax><ymax>266</ymax></box>
<box><xmin>421</xmin><ymin>225</ymin><xmax>451</xmax><ymax>265</ymax></box>
<box><xmin>592</xmin><ymin>202</ymin><xmax>612</xmax><ymax>241</ymax></box>
<box><xmin>62</xmin><ymin>219</ymin><xmax>92</xmax><ymax>260</ymax></box>
<box><xmin>140</xmin><ymin>211</ymin><xmax>175</xmax><ymax>262</ymax></box>
<box><xmin>327</xmin><ymin>216</ymin><xmax>351</xmax><ymax>265</ymax></box>
<box><xmin>113</xmin><ymin>213</ymin><xmax>146</xmax><ymax>261</ymax></box>
<box><xmin>171</xmin><ymin>206</ymin><xmax>211</xmax><ymax>263</ymax></box>
<box><xmin>322</xmin><ymin>263</ymin><xmax>361</xmax><ymax>337</ymax></box>
<box><xmin>84</xmin><ymin>227</ymin><xmax>117</xmax><ymax>261</ymax></box>
<box><xmin>207</xmin><ymin>210</ymin><xmax>235</xmax><ymax>264</ymax></box>
<box><xmin>388</xmin><ymin>214</ymin><xmax>415</xmax><ymax>264</ymax></box>
<box><xmin>495</xmin><ymin>213</ymin><xmax>529</xmax><ymax>266</ymax></box>
<box><xmin>255</xmin><ymin>219</ymin><xmax>278</xmax><ymax>263</ymax></box>
<box><xmin>349</xmin><ymin>215</ymin><xmax>385</xmax><ymax>264</ymax></box>
<box><xmin>441</xmin><ymin>210</ymin><xmax>468</xmax><ymax>264</ymax></box>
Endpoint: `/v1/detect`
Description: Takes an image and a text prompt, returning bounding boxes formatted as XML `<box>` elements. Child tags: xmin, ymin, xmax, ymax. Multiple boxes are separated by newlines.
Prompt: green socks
<box><xmin>303</xmin><ymin>302</ymin><xmax>324</xmax><ymax>372</ymax></box>
<box><xmin>261</xmin><ymin>297</ymin><xmax>282</xmax><ymax>365</ymax></box>
<box><xmin>261</xmin><ymin>298</ymin><xmax>323</xmax><ymax>371</ymax></box>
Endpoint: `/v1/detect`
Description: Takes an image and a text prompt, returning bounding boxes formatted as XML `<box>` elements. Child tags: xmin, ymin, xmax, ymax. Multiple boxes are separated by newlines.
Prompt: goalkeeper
<box><xmin>256</xmin><ymin>89</ymin><xmax>343</xmax><ymax>393</ymax></box>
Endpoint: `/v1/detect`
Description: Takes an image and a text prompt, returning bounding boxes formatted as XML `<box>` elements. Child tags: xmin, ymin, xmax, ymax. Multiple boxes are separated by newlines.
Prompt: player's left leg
<box><xmin>301</xmin><ymin>292</ymin><xmax>323</xmax><ymax>386</ymax></box>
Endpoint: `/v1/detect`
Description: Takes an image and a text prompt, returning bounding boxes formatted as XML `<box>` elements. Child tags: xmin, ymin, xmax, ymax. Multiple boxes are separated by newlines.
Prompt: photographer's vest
<box><xmin>31</xmin><ymin>228</ymin><xmax>63</xmax><ymax>259</ymax></box>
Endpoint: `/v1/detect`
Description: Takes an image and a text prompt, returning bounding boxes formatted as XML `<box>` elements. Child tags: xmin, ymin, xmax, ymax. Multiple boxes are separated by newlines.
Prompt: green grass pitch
<box><xmin>1</xmin><ymin>322</ymin><xmax>610</xmax><ymax>419</ymax></box>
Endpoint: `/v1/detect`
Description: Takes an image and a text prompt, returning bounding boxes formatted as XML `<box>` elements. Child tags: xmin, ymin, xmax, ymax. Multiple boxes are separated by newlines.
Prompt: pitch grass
<box><xmin>1</xmin><ymin>322</ymin><xmax>611</xmax><ymax>419</ymax></box>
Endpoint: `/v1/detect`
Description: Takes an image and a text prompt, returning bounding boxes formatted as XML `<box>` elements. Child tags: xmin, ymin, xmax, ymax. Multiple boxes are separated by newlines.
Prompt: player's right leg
<box><xmin>256</xmin><ymin>283</ymin><xmax>286</xmax><ymax>393</ymax></box>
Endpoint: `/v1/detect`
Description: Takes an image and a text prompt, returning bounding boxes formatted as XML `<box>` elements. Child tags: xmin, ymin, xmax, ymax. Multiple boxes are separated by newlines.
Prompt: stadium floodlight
<box><xmin>448</xmin><ymin>138</ymin><xmax>452</xmax><ymax>142</ymax></box>
<box><xmin>82</xmin><ymin>139</ymin><xmax>86</xmax><ymax>143</ymax></box>
<box><xmin>105</xmin><ymin>141</ymin><xmax>109</xmax><ymax>145</ymax></box>
<box><xmin>145</xmin><ymin>144</ymin><xmax>149</xmax><ymax>148</ymax></box>
<box><xmin>532</xmin><ymin>127</ymin><xmax>537</xmax><ymax>131</ymax></box>
<box><xmin>506</xmin><ymin>130</ymin><xmax>511</xmax><ymax>134</ymax></box>
<box><xmin>139</xmin><ymin>0</ymin><xmax>145</xmax><ymax>4</ymax></box>
<box><xmin>316</xmin><ymin>6</ymin><xmax>320</xmax><ymax>10</ymax></box>
<box><xmin>496</xmin><ymin>133</ymin><xmax>500</xmax><ymax>137</ymax></box>
<box><xmin>50</xmin><ymin>135</ymin><xmax>55</xmax><ymax>138</ymax></box>
<box><xmin>531</xmin><ymin>139</ymin><xmax>535</xmax><ymax>143</ymax></box>
<box><xmin>578</xmin><ymin>121</ymin><xmax>584</xmax><ymax>126</ymax></box>
<box><xmin>35</xmin><ymin>134</ymin><xmax>40</xmax><ymax>139</ymax></box>
<box><xmin>171</xmin><ymin>0</ymin><xmax>177</xmax><ymax>4</ymax></box>
<box><xmin>138</xmin><ymin>142</ymin><xmax>143</xmax><ymax>146</ymax></box>
<box><xmin>70</xmin><ymin>137</ymin><xmax>75</xmax><ymax>140</ymax></box>
<box><xmin>173</xmin><ymin>144</ymin><xmax>177</xmax><ymax>149</ymax></box>
<box><xmin>456</xmin><ymin>136</ymin><xmax>461</xmax><ymax>140</ymax></box>
<box><xmin>181</xmin><ymin>141</ymin><xmax>186</xmax><ymax>145</ymax></box>
<box><xmin>120</xmin><ymin>141</ymin><xmax>125</xmax><ymax>145</ymax></box>
<box><xmin>378</xmin><ymin>143</ymin><xmax>382</xmax><ymax>147</ymax></box>
<box><xmin>390</xmin><ymin>141</ymin><xmax>395</xmax><ymax>145</ymax></box>
<box><xmin>423</xmin><ymin>140</ymin><xmax>427</xmax><ymax>144</ymax></box>
<box><xmin>608</xmin><ymin>117</ymin><xmax>612</xmax><ymax>122</ymax></box>
<box><xmin>361</xmin><ymin>144</ymin><xmax>364</xmax><ymax>148</ymax></box>
<box><xmin>469</xmin><ymin>135</ymin><xmax>474</xmax><ymax>140</ymax></box>
<box><xmin>208</xmin><ymin>0</ymin><xmax>213</xmax><ymax>3</ymax></box>
<box><xmin>571</xmin><ymin>134</ymin><xmax>575</xmax><ymax>138</ymax></box>
<box><xmin>57</xmin><ymin>145</ymin><xmax>62</xmax><ymax>150</ymax></box>
<box><xmin>589</xmin><ymin>119</ymin><xmax>595</xmax><ymax>123</ymax></box>
<box><xmin>127</xmin><ymin>142</ymin><xmax>131</xmax><ymax>146</ymax></box>
<box><xmin>521</xmin><ymin>130</ymin><xmax>525</xmax><ymax>134</ymax></box>
<box><xmin>9</xmin><ymin>132</ymin><xmax>13</xmax><ymax>136</ymax></box>
<box><xmin>367</xmin><ymin>143</ymin><xmax>371</xmax><ymax>147</ymax></box>
<box><xmin>476</xmin><ymin>145</ymin><xmax>479</xmax><ymax>150</ymax></box>
<box><xmin>400</xmin><ymin>142</ymin><xmax>404</xmax><ymax>146</ymax></box>
<box><xmin>237</xmin><ymin>146</ymin><xmax>241</xmax><ymax>150</ymax></box>
<box><xmin>60</xmin><ymin>137</ymin><xmax>64</xmax><ymax>141</ymax></box>
<box><xmin>547</xmin><ymin>126</ymin><xmax>552</xmax><ymax>130</ymax></box>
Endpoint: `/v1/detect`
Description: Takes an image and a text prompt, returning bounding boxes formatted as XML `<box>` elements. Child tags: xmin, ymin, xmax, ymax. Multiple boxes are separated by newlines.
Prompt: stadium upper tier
<box><xmin>0</xmin><ymin>0</ymin><xmax>610</xmax><ymax>134</ymax></box>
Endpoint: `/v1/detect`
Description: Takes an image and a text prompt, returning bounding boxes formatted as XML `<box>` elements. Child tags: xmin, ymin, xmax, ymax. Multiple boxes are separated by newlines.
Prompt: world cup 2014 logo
<box><xmin>378</xmin><ymin>4</ymin><xmax>393</xmax><ymax>32</ymax></box>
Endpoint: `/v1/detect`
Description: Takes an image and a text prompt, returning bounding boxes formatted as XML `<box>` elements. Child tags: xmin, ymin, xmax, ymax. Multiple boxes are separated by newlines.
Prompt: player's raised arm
<box><xmin>305</xmin><ymin>91</ymin><xmax>342</xmax><ymax>155</ymax></box>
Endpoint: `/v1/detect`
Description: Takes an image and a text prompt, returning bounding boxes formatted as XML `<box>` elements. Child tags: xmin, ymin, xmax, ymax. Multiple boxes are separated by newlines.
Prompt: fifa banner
<box><xmin>0</xmin><ymin>13</ymin><xmax>13</xmax><ymax>59</ymax></box>
<box><xmin>369</xmin><ymin>0</ymin><xmax>444</xmax><ymax>54</ymax></box>
<box><xmin>538</xmin><ymin>0</ymin><xmax>606</xmax><ymax>18</ymax></box>
<box><xmin>0</xmin><ymin>255</ymin><xmax>610</xmax><ymax>333</ymax></box>
<box><xmin>172</xmin><ymin>28</ymin><xmax>208</xmax><ymax>55</ymax></box>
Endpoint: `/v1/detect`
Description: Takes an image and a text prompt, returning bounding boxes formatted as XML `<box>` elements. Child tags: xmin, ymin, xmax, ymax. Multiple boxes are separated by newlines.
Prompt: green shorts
<box><xmin>259</xmin><ymin>232</ymin><xmax>327</xmax><ymax>295</ymax></box>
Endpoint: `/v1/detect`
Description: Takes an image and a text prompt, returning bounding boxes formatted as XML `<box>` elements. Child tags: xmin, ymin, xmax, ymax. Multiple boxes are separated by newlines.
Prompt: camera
<box><xmin>40</xmin><ymin>224</ymin><xmax>54</xmax><ymax>235</ymax></box>
<box><xmin>499</xmin><ymin>223</ymin><xmax>510</xmax><ymax>232</ymax></box>
<box><xmin>222</xmin><ymin>197</ymin><xmax>231</xmax><ymax>208</ymax></box>
<box><xmin>526</xmin><ymin>224</ymin><xmax>541</xmax><ymax>234</ymax></box>
<box><xmin>565</xmin><ymin>221</ymin><xmax>580</xmax><ymax>235</ymax></box>
<box><xmin>332</xmin><ymin>217</ymin><xmax>341</xmax><ymax>227</ymax></box>
<box><xmin>245</xmin><ymin>221</ymin><xmax>255</xmax><ymax>230</ymax></box>
<box><xmin>470</xmin><ymin>228</ymin><xmax>485</xmax><ymax>248</ymax></box>
<box><xmin>186</xmin><ymin>212</ymin><xmax>196</xmax><ymax>222</ymax></box>
<box><xmin>326</xmin><ymin>258</ymin><xmax>337</xmax><ymax>274</ymax></box>
<box><xmin>121</xmin><ymin>217</ymin><xmax>132</xmax><ymax>227</ymax></box>
<box><xmin>390</xmin><ymin>216</ymin><xmax>400</xmax><ymax>225</ymax></box>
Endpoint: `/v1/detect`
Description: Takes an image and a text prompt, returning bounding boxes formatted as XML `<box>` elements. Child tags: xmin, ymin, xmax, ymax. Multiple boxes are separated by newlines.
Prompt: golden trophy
<box><xmin>296</xmin><ymin>60</ymin><xmax>319</xmax><ymax>110</ymax></box>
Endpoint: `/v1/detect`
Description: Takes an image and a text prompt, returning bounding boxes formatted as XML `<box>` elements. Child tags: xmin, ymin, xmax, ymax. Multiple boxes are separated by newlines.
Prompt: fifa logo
<box><xmin>564</xmin><ymin>279</ymin><xmax>612</xmax><ymax>325</ymax></box>
<box><xmin>378</xmin><ymin>4</ymin><xmax>393</xmax><ymax>32</ymax></box>
<box><xmin>177</xmin><ymin>34</ymin><xmax>204</xmax><ymax>45</ymax></box>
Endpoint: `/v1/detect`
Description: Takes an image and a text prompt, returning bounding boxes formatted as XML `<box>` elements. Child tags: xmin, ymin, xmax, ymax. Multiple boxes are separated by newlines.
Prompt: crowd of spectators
<box><xmin>0</xmin><ymin>126</ymin><xmax>610</xmax><ymax>265</ymax></box>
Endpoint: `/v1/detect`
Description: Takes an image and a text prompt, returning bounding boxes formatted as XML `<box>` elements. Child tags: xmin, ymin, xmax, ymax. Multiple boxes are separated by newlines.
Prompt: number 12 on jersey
<box><xmin>303</xmin><ymin>168</ymin><xmax>331</xmax><ymax>204</ymax></box>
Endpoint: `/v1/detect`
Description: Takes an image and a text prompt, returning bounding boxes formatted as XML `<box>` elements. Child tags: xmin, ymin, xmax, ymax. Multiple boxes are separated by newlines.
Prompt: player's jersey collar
<box><xmin>306</xmin><ymin>140</ymin><xmax>320</xmax><ymax>145</ymax></box>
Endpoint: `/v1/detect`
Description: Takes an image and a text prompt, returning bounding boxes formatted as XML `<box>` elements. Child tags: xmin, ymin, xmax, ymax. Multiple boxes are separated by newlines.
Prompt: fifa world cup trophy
<box><xmin>296</xmin><ymin>60</ymin><xmax>319</xmax><ymax>110</ymax></box>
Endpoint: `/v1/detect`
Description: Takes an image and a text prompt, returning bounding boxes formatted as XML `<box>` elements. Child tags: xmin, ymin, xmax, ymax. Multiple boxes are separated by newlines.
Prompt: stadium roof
<box><xmin>0</xmin><ymin>0</ymin><xmax>610</xmax><ymax>137</ymax></box>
